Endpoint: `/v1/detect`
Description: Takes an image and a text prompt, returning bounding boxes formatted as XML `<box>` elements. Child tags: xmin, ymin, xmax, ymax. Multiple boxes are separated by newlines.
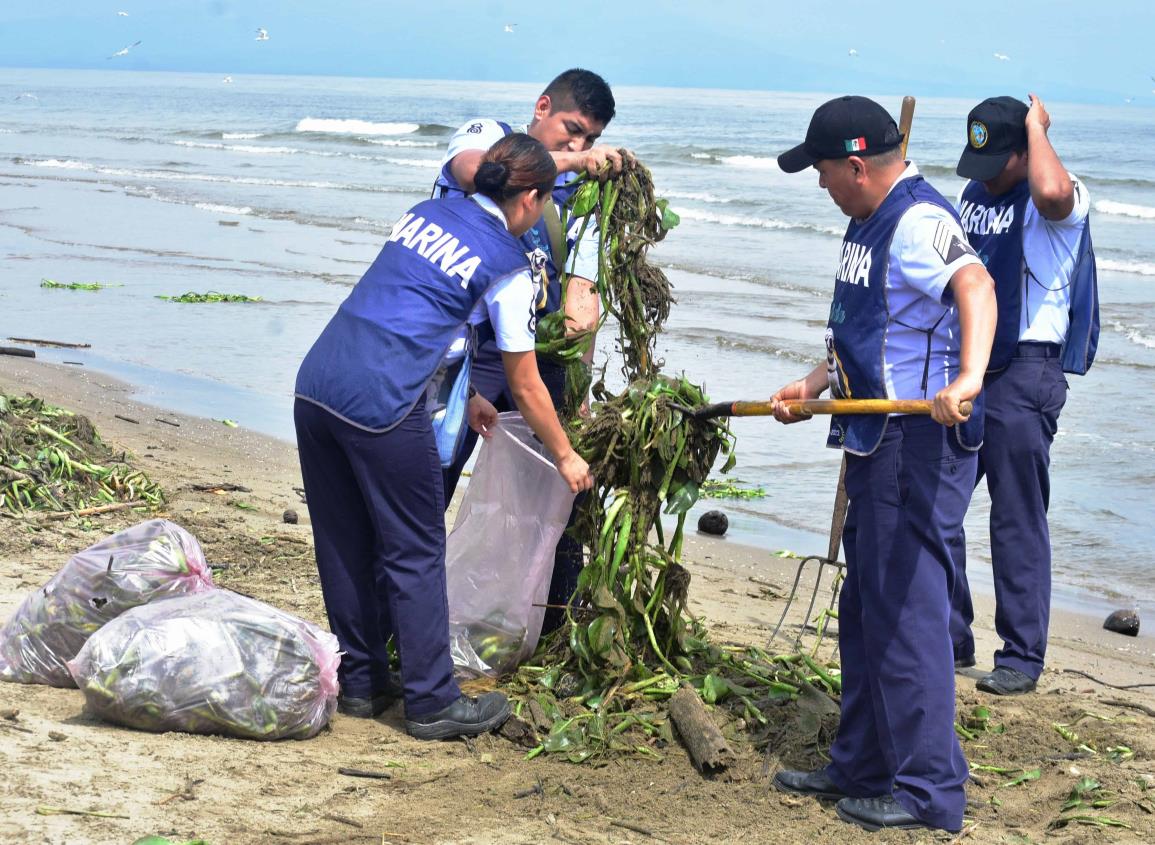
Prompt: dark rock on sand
<box><xmin>282</xmin><ymin>509</ymin><xmax>299</xmax><ymax>525</ymax></box>
<box><xmin>1103</xmin><ymin>609</ymin><xmax>1140</xmax><ymax>637</ymax></box>
<box><xmin>698</xmin><ymin>510</ymin><xmax>728</xmax><ymax>536</ymax></box>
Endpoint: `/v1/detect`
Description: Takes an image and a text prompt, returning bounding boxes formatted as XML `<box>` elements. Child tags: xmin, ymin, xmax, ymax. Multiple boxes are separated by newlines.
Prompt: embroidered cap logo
<box><xmin>843</xmin><ymin>136</ymin><xmax>868</xmax><ymax>153</ymax></box>
<box><xmin>969</xmin><ymin>121</ymin><xmax>989</xmax><ymax>149</ymax></box>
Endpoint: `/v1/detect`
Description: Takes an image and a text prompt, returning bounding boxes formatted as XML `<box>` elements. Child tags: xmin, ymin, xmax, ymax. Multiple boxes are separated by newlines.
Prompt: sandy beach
<box><xmin>2</xmin><ymin>356</ymin><xmax>1154</xmax><ymax>845</ymax></box>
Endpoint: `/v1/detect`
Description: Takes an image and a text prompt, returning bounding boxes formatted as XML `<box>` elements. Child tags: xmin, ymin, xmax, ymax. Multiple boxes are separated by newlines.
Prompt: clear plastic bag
<box><xmin>445</xmin><ymin>412</ymin><xmax>576</xmax><ymax>676</ymax></box>
<box><xmin>0</xmin><ymin>519</ymin><xmax>214</xmax><ymax>687</ymax></box>
<box><xmin>68</xmin><ymin>589</ymin><xmax>340</xmax><ymax>741</ymax></box>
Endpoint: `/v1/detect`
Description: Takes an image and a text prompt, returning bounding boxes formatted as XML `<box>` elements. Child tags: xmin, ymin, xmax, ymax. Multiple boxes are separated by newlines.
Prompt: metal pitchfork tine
<box><xmin>767</xmin><ymin>457</ymin><xmax>847</xmax><ymax>652</ymax></box>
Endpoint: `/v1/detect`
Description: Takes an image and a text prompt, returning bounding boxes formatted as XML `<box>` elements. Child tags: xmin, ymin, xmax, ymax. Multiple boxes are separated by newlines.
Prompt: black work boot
<box><xmin>772</xmin><ymin>768</ymin><xmax>849</xmax><ymax>800</ymax></box>
<box><xmin>976</xmin><ymin>665</ymin><xmax>1037</xmax><ymax>695</ymax></box>
<box><xmin>405</xmin><ymin>692</ymin><xmax>510</xmax><ymax>740</ymax></box>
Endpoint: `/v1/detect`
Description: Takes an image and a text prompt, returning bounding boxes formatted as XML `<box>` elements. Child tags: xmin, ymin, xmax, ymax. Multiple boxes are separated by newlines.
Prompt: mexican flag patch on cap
<box><xmin>844</xmin><ymin>137</ymin><xmax>867</xmax><ymax>152</ymax></box>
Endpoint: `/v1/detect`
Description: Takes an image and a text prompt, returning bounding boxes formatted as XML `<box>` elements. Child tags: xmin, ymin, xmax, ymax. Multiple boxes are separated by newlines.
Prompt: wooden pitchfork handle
<box><xmin>689</xmin><ymin>398</ymin><xmax>973</xmax><ymax>420</ymax></box>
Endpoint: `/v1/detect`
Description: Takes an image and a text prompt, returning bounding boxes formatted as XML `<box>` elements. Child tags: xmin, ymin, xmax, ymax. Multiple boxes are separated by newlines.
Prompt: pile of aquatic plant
<box><xmin>156</xmin><ymin>291</ymin><xmax>262</xmax><ymax>303</ymax></box>
<box><xmin>40</xmin><ymin>279</ymin><xmax>121</xmax><ymax>291</ymax></box>
<box><xmin>0</xmin><ymin>393</ymin><xmax>163</xmax><ymax>515</ymax></box>
<box><xmin>505</xmin><ymin>156</ymin><xmax>845</xmax><ymax>762</ymax></box>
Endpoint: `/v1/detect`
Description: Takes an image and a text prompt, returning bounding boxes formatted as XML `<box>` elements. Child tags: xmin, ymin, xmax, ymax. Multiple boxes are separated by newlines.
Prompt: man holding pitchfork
<box><xmin>767</xmin><ymin>96</ymin><xmax>996</xmax><ymax>833</ymax></box>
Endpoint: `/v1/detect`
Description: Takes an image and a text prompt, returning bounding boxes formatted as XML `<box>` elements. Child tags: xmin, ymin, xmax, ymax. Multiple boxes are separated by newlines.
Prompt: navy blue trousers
<box><xmin>442</xmin><ymin>339</ymin><xmax>583</xmax><ymax>634</ymax></box>
<box><xmin>294</xmin><ymin>397</ymin><xmax>460</xmax><ymax>718</ymax></box>
<box><xmin>950</xmin><ymin>345</ymin><xmax>1067</xmax><ymax>679</ymax></box>
<box><xmin>825</xmin><ymin>416</ymin><xmax>974</xmax><ymax>832</ymax></box>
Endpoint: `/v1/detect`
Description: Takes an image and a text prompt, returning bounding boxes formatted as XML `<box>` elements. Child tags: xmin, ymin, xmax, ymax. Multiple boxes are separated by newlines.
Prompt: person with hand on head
<box><xmin>434</xmin><ymin>68</ymin><xmax>626</xmax><ymax>634</ymax></box>
<box><xmin>950</xmin><ymin>95</ymin><xmax>1098</xmax><ymax>696</ymax></box>
<box><xmin>293</xmin><ymin>133</ymin><xmax>593</xmax><ymax>742</ymax></box>
<box><xmin>767</xmin><ymin>96</ymin><xmax>996</xmax><ymax>833</ymax></box>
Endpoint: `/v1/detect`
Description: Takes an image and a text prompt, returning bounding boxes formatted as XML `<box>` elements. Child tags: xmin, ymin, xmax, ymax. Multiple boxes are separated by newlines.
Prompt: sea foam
<box><xmin>1095</xmin><ymin>200</ymin><xmax>1155</xmax><ymax>220</ymax></box>
<box><xmin>1097</xmin><ymin>258</ymin><xmax>1155</xmax><ymax>276</ymax></box>
<box><xmin>194</xmin><ymin>203</ymin><xmax>253</xmax><ymax>215</ymax></box>
<box><xmin>675</xmin><ymin>207</ymin><xmax>841</xmax><ymax>236</ymax></box>
<box><xmin>294</xmin><ymin>118</ymin><xmax>420</xmax><ymax>136</ymax></box>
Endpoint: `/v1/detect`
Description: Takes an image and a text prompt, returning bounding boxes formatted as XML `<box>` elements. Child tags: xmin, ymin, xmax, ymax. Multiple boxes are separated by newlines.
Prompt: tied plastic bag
<box><xmin>68</xmin><ymin>589</ymin><xmax>339</xmax><ymax>741</ymax></box>
<box><xmin>0</xmin><ymin>519</ymin><xmax>213</xmax><ymax>687</ymax></box>
<box><xmin>445</xmin><ymin>412</ymin><xmax>575</xmax><ymax>676</ymax></box>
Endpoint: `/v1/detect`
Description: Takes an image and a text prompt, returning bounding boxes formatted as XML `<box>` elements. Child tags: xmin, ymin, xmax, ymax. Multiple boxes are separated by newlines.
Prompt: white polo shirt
<box><xmin>882</xmin><ymin>164</ymin><xmax>985</xmax><ymax>399</ymax></box>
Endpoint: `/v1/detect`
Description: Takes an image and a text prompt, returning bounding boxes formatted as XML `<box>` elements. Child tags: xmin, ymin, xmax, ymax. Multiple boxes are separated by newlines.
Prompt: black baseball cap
<box><xmin>777</xmin><ymin>96</ymin><xmax>904</xmax><ymax>173</ymax></box>
<box><xmin>956</xmin><ymin>96</ymin><xmax>1029</xmax><ymax>181</ymax></box>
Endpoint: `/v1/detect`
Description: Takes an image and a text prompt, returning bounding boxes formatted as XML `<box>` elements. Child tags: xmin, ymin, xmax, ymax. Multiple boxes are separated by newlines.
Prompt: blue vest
<box><xmin>959</xmin><ymin>179</ymin><xmax>1099</xmax><ymax>375</ymax></box>
<box><xmin>432</xmin><ymin>121</ymin><xmax>580</xmax><ymax>317</ymax></box>
<box><xmin>294</xmin><ymin>198</ymin><xmax>529</xmax><ymax>431</ymax></box>
<box><xmin>958</xmin><ymin>180</ymin><xmax>1030</xmax><ymax>371</ymax></box>
<box><xmin>827</xmin><ymin>175</ymin><xmax>984</xmax><ymax>456</ymax></box>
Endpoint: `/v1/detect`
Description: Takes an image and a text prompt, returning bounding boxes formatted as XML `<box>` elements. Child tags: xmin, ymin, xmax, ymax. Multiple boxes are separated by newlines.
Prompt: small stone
<box><xmin>697</xmin><ymin>510</ymin><xmax>728</xmax><ymax>536</ymax></box>
<box><xmin>282</xmin><ymin>509</ymin><xmax>298</xmax><ymax>525</ymax></box>
<box><xmin>48</xmin><ymin>731</ymin><xmax>67</xmax><ymax>741</ymax></box>
<box><xmin>1103</xmin><ymin>609</ymin><xmax>1139</xmax><ymax>637</ymax></box>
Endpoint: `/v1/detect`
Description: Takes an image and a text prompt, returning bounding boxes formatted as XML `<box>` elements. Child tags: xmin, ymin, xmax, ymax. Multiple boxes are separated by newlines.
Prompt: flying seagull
<box><xmin>222</xmin><ymin>75</ymin><xmax>233</xmax><ymax>84</ymax></box>
<box><xmin>117</xmin><ymin>11</ymin><xmax>129</xmax><ymax>16</ymax></box>
<box><xmin>848</xmin><ymin>48</ymin><xmax>858</xmax><ymax>57</ymax></box>
<box><xmin>503</xmin><ymin>24</ymin><xmax>516</xmax><ymax>33</ymax></box>
<box><xmin>993</xmin><ymin>52</ymin><xmax>1010</xmax><ymax>61</ymax></box>
<box><xmin>255</xmin><ymin>28</ymin><xmax>269</xmax><ymax>41</ymax></box>
<box><xmin>108</xmin><ymin>40</ymin><xmax>141</xmax><ymax>59</ymax></box>
<box><xmin>14</xmin><ymin>92</ymin><xmax>38</xmax><ymax>101</ymax></box>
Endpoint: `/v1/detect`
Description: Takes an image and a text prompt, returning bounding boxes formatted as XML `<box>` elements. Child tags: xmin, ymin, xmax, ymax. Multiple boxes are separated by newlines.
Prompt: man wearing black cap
<box><xmin>768</xmin><ymin>95</ymin><xmax>996</xmax><ymax>833</ymax></box>
<box><xmin>950</xmin><ymin>94</ymin><xmax>1098</xmax><ymax>696</ymax></box>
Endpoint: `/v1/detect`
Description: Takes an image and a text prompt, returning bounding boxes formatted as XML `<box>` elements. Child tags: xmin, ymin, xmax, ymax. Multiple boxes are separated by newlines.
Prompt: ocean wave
<box><xmin>175</xmin><ymin>140</ymin><xmax>303</xmax><ymax>155</ymax></box>
<box><xmin>690</xmin><ymin>152</ymin><xmax>779</xmax><ymax>169</ymax></box>
<box><xmin>669</xmin><ymin>327</ymin><xmax>817</xmax><ymax>364</ymax></box>
<box><xmin>1109</xmin><ymin>320</ymin><xmax>1155</xmax><ymax>349</ymax></box>
<box><xmin>663</xmin><ymin>190</ymin><xmax>733</xmax><ymax>204</ymax></box>
<box><xmin>381</xmin><ymin>157</ymin><xmax>438</xmax><ymax>169</ymax></box>
<box><xmin>294</xmin><ymin>118</ymin><xmax>421</xmax><ymax>136</ymax></box>
<box><xmin>674</xmin><ymin>207</ymin><xmax>841</xmax><ymax>236</ymax></box>
<box><xmin>1094</xmin><ymin>200</ymin><xmax>1155</xmax><ymax>220</ymax></box>
<box><xmin>12</xmin><ymin>156</ymin><xmax>419</xmax><ymax>194</ymax></box>
<box><xmin>363</xmin><ymin>138</ymin><xmax>440</xmax><ymax>148</ymax></box>
<box><xmin>222</xmin><ymin>132</ymin><xmax>264</xmax><ymax>140</ymax></box>
<box><xmin>1097</xmin><ymin>258</ymin><xmax>1155</xmax><ymax>276</ymax></box>
<box><xmin>1079</xmin><ymin>174</ymin><xmax>1155</xmax><ymax>191</ymax></box>
<box><xmin>194</xmin><ymin>202</ymin><xmax>252</xmax><ymax>215</ymax></box>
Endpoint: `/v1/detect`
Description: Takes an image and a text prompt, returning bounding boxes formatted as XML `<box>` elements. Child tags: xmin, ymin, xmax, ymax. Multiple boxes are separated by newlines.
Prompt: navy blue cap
<box><xmin>778</xmin><ymin>96</ymin><xmax>904</xmax><ymax>173</ymax></box>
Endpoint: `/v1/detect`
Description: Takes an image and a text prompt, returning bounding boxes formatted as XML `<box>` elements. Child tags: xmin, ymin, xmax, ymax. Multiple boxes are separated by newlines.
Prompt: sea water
<box><xmin>2</xmin><ymin>68</ymin><xmax>1153</xmax><ymax>610</ymax></box>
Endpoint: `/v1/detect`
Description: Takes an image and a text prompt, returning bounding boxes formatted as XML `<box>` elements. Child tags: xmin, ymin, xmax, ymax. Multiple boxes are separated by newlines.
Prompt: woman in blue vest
<box><xmin>294</xmin><ymin>133</ymin><xmax>593</xmax><ymax>741</ymax></box>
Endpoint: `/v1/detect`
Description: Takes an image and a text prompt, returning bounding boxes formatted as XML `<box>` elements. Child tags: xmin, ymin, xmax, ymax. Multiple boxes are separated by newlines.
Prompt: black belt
<box><xmin>1015</xmin><ymin>342</ymin><xmax>1061</xmax><ymax>359</ymax></box>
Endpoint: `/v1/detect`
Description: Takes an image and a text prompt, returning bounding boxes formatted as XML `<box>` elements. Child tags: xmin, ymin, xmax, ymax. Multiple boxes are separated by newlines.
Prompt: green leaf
<box><xmin>701</xmin><ymin>673</ymin><xmax>729</xmax><ymax>704</ymax></box>
<box><xmin>663</xmin><ymin>478</ymin><xmax>700</xmax><ymax>515</ymax></box>
<box><xmin>1001</xmin><ymin>768</ymin><xmax>1041</xmax><ymax>788</ymax></box>
<box><xmin>569</xmin><ymin>180</ymin><xmax>601</xmax><ymax>217</ymax></box>
<box><xmin>655</xmin><ymin>198</ymin><xmax>680</xmax><ymax>231</ymax></box>
<box><xmin>586</xmin><ymin>615</ymin><xmax>618</xmax><ymax>658</ymax></box>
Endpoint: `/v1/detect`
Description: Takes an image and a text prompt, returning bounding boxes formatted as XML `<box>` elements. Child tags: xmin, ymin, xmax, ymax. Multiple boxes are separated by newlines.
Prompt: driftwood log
<box><xmin>0</xmin><ymin>346</ymin><xmax>35</xmax><ymax>358</ymax></box>
<box><xmin>668</xmin><ymin>684</ymin><xmax>735</xmax><ymax>773</ymax></box>
<box><xmin>7</xmin><ymin>337</ymin><xmax>91</xmax><ymax>349</ymax></box>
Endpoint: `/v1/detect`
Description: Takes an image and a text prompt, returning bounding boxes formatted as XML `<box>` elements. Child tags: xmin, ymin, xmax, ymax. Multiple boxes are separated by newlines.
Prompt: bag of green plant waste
<box><xmin>0</xmin><ymin>519</ymin><xmax>213</xmax><ymax>687</ymax></box>
<box><xmin>445</xmin><ymin>413</ymin><xmax>576</xmax><ymax>677</ymax></box>
<box><xmin>68</xmin><ymin>589</ymin><xmax>339</xmax><ymax>740</ymax></box>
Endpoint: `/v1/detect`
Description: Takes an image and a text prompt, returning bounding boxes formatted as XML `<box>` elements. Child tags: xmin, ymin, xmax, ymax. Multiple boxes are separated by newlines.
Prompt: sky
<box><xmin>0</xmin><ymin>1</ymin><xmax>1151</xmax><ymax>105</ymax></box>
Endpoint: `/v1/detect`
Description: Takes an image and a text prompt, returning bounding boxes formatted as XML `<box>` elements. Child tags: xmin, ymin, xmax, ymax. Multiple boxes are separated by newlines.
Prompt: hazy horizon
<box><xmin>2</xmin><ymin>2</ymin><xmax>1152</xmax><ymax>107</ymax></box>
